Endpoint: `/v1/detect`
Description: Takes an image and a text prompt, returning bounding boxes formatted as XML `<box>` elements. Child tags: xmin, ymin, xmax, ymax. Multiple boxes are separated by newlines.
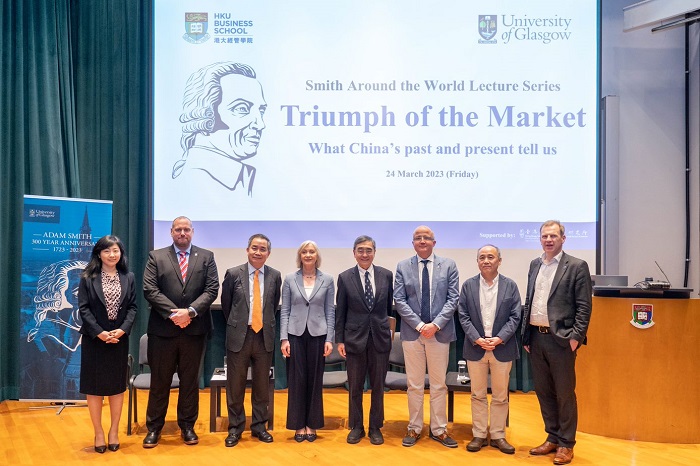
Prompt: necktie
<box><xmin>179</xmin><ymin>251</ymin><xmax>188</xmax><ymax>282</ymax></box>
<box><xmin>364</xmin><ymin>271</ymin><xmax>374</xmax><ymax>309</ymax></box>
<box><xmin>420</xmin><ymin>259</ymin><xmax>430</xmax><ymax>323</ymax></box>
<box><xmin>252</xmin><ymin>269</ymin><xmax>262</xmax><ymax>332</ymax></box>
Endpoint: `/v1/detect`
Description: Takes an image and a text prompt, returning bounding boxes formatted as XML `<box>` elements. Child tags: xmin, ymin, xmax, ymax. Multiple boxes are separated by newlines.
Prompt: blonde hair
<box><xmin>296</xmin><ymin>240</ymin><xmax>322</xmax><ymax>269</ymax></box>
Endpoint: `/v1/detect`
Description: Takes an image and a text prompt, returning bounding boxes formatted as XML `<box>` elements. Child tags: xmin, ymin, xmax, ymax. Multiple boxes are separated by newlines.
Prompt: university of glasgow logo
<box><xmin>478</xmin><ymin>15</ymin><xmax>497</xmax><ymax>41</ymax></box>
<box><xmin>631</xmin><ymin>304</ymin><xmax>655</xmax><ymax>329</ymax></box>
<box><xmin>183</xmin><ymin>12</ymin><xmax>210</xmax><ymax>44</ymax></box>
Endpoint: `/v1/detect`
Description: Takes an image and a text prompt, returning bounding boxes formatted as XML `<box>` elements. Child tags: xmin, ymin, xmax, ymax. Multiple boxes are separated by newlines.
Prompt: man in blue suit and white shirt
<box><xmin>394</xmin><ymin>225</ymin><xmax>459</xmax><ymax>448</ymax></box>
<box><xmin>458</xmin><ymin>244</ymin><xmax>521</xmax><ymax>454</ymax></box>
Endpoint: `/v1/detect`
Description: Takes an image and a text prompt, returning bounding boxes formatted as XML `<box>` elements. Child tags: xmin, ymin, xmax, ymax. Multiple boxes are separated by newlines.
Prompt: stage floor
<box><xmin>1</xmin><ymin>389</ymin><xmax>697</xmax><ymax>465</ymax></box>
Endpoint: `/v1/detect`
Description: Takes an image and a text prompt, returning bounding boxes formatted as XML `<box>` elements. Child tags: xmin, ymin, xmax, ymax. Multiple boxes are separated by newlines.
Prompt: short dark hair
<box><xmin>353</xmin><ymin>235</ymin><xmax>376</xmax><ymax>251</ymax></box>
<box><xmin>247</xmin><ymin>233</ymin><xmax>271</xmax><ymax>251</ymax></box>
<box><xmin>476</xmin><ymin>244</ymin><xmax>501</xmax><ymax>259</ymax></box>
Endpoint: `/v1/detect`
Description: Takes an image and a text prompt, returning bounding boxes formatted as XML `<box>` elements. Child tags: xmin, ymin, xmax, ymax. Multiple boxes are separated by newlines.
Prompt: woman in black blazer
<box><xmin>79</xmin><ymin>235</ymin><xmax>137</xmax><ymax>453</ymax></box>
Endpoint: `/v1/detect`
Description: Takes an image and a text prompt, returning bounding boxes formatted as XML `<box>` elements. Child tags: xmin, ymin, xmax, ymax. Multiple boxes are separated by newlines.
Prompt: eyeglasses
<box><xmin>412</xmin><ymin>236</ymin><xmax>434</xmax><ymax>242</ymax></box>
<box><xmin>355</xmin><ymin>248</ymin><xmax>375</xmax><ymax>255</ymax></box>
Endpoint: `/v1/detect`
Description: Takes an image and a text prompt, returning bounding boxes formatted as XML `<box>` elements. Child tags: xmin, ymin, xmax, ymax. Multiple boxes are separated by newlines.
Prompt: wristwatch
<box><xmin>188</xmin><ymin>307</ymin><xmax>197</xmax><ymax>319</ymax></box>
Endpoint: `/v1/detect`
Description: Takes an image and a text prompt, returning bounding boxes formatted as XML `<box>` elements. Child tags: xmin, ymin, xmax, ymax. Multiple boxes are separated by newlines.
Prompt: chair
<box><xmin>127</xmin><ymin>334</ymin><xmax>180</xmax><ymax>435</ymax></box>
<box><xmin>322</xmin><ymin>344</ymin><xmax>348</xmax><ymax>388</ymax></box>
<box><xmin>384</xmin><ymin>331</ymin><xmax>430</xmax><ymax>390</ymax></box>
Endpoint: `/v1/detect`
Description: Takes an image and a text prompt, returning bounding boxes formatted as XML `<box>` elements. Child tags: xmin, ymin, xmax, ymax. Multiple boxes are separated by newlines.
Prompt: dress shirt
<box><xmin>479</xmin><ymin>274</ymin><xmax>499</xmax><ymax>338</ymax></box>
<box><xmin>529</xmin><ymin>251</ymin><xmax>563</xmax><ymax>327</ymax></box>
<box><xmin>172</xmin><ymin>244</ymin><xmax>192</xmax><ymax>257</ymax></box>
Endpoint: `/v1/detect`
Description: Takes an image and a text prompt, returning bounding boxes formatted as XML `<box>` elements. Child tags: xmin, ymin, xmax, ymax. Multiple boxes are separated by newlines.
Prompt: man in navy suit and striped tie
<box><xmin>336</xmin><ymin>235</ymin><xmax>394</xmax><ymax>445</ymax></box>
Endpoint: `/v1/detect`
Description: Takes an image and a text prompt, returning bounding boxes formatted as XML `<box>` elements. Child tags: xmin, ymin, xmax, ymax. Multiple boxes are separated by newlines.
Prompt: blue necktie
<box><xmin>364</xmin><ymin>271</ymin><xmax>374</xmax><ymax>309</ymax></box>
<box><xmin>420</xmin><ymin>260</ymin><xmax>430</xmax><ymax>323</ymax></box>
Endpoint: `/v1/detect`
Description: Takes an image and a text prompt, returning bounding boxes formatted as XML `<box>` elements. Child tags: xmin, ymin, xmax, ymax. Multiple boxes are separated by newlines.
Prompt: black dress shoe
<box><xmin>181</xmin><ymin>428</ymin><xmax>199</xmax><ymax>445</ymax></box>
<box><xmin>107</xmin><ymin>443</ymin><xmax>120</xmax><ymax>452</ymax></box>
<box><xmin>346</xmin><ymin>427</ymin><xmax>365</xmax><ymax>444</ymax></box>
<box><xmin>294</xmin><ymin>433</ymin><xmax>306</xmax><ymax>442</ymax></box>
<box><xmin>368</xmin><ymin>428</ymin><xmax>384</xmax><ymax>445</ymax></box>
<box><xmin>94</xmin><ymin>444</ymin><xmax>107</xmax><ymax>454</ymax></box>
<box><xmin>306</xmin><ymin>432</ymin><xmax>317</xmax><ymax>442</ymax></box>
<box><xmin>225</xmin><ymin>433</ymin><xmax>240</xmax><ymax>447</ymax></box>
<box><xmin>252</xmin><ymin>430</ymin><xmax>274</xmax><ymax>443</ymax></box>
<box><xmin>142</xmin><ymin>431</ymin><xmax>161</xmax><ymax>449</ymax></box>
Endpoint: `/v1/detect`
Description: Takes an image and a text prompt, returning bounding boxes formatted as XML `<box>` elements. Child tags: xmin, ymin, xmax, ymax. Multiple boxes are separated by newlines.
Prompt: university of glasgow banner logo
<box><xmin>183</xmin><ymin>12</ymin><xmax>210</xmax><ymax>44</ymax></box>
<box><xmin>631</xmin><ymin>304</ymin><xmax>655</xmax><ymax>329</ymax></box>
<box><xmin>478</xmin><ymin>15</ymin><xmax>497</xmax><ymax>41</ymax></box>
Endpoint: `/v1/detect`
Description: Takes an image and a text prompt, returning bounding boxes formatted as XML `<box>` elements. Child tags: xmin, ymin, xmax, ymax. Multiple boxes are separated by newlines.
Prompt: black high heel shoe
<box><xmin>107</xmin><ymin>443</ymin><xmax>120</xmax><ymax>451</ymax></box>
<box><xmin>94</xmin><ymin>435</ymin><xmax>107</xmax><ymax>453</ymax></box>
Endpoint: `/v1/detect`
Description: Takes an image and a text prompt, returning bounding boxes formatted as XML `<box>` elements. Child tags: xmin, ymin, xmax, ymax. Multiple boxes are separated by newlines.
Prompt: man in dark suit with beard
<box><xmin>336</xmin><ymin>235</ymin><xmax>394</xmax><ymax>446</ymax></box>
<box><xmin>142</xmin><ymin>216</ymin><xmax>219</xmax><ymax>448</ymax></box>
<box><xmin>523</xmin><ymin>220</ymin><xmax>592</xmax><ymax>465</ymax></box>
<box><xmin>220</xmin><ymin>233</ymin><xmax>281</xmax><ymax>447</ymax></box>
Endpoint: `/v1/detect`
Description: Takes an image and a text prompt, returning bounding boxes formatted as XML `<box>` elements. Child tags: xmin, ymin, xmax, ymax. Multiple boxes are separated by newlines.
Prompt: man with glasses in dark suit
<box><xmin>336</xmin><ymin>235</ymin><xmax>394</xmax><ymax>446</ymax></box>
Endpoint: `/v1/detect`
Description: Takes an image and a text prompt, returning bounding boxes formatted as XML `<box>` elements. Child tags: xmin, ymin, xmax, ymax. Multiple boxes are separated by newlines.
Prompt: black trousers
<box><xmin>286</xmin><ymin>329</ymin><xmax>326</xmax><ymax>430</ymax></box>
<box><xmin>146</xmin><ymin>333</ymin><xmax>205</xmax><ymax>432</ymax></box>
<box><xmin>529</xmin><ymin>329</ymin><xmax>578</xmax><ymax>448</ymax></box>
<box><xmin>345</xmin><ymin>332</ymin><xmax>389</xmax><ymax>430</ymax></box>
<box><xmin>226</xmin><ymin>327</ymin><xmax>273</xmax><ymax>434</ymax></box>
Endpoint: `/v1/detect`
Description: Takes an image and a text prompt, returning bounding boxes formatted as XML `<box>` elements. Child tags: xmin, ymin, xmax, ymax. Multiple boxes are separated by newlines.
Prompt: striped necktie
<box><xmin>179</xmin><ymin>251</ymin><xmax>188</xmax><ymax>282</ymax></box>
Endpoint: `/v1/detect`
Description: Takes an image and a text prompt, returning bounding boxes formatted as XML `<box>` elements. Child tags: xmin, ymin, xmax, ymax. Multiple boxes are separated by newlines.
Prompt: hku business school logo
<box><xmin>183</xmin><ymin>12</ymin><xmax>210</xmax><ymax>44</ymax></box>
<box><xmin>478</xmin><ymin>15</ymin><xmax>498</xmax><ymax>44</ymax></box>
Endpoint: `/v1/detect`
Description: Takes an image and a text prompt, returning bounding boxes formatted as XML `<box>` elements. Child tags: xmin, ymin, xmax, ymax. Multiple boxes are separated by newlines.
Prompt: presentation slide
<box><xmin>153</xmin><ymin>0</ymin><xmax>598</xmax><ymax>287</ymax></box>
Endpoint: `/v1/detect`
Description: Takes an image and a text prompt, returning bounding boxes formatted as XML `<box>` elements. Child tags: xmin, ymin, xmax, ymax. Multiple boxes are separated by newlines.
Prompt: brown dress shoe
<box><xmin>466</xmin><ymin>437</ymin><xmax>487</xmax><ymax>452</ymax></box>
<box><xmin>529</xmin><ymin>440</ymin><xmax>559</xmax><ymax>455</ymax></box>
<box><xmin>554</xmin><ymin>447</ymin><xmax>574</xmax><ymax>465</ymax></box>
<box><xmin>491</xmin><ymin>438</ymin><xmax>516</xmax><ymax>454</ymax></box>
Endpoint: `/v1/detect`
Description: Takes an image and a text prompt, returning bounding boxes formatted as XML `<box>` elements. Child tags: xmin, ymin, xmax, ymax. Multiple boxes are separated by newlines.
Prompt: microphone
<box><xmin>649</xmin><ymin>261</ymin><xmax>671</xmax><ymax>289</ymax></box>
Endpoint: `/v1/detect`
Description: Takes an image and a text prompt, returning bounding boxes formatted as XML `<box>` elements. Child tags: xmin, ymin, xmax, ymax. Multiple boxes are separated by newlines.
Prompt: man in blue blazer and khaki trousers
<box><xmin>458</xmin><ymin>244</ymin><xmax>521</xmax><ymax>454</ymax></box>
<box><xmin>394</xmin><ymin>225</ymin><xmax>459</xmax><ymax>448</ymax></box>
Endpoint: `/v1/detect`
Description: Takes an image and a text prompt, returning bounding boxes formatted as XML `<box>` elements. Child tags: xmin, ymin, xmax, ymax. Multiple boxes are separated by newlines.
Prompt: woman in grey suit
<box><xmin>79</xmin><ymin>235</ymin><xmax>137</xmax><ymax>453</ymax></box>
<box><xmin>280</xmin><ymin>240</ymin><xmax>335</xmax><ymax>442</ymax></box>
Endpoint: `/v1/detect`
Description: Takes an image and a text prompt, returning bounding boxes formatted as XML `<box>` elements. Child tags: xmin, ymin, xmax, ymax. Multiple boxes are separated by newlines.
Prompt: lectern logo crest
<box><xmin>631</xmin><ymin>304</ymin><xmax>654</xmax><ymax>329</ymax></box>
